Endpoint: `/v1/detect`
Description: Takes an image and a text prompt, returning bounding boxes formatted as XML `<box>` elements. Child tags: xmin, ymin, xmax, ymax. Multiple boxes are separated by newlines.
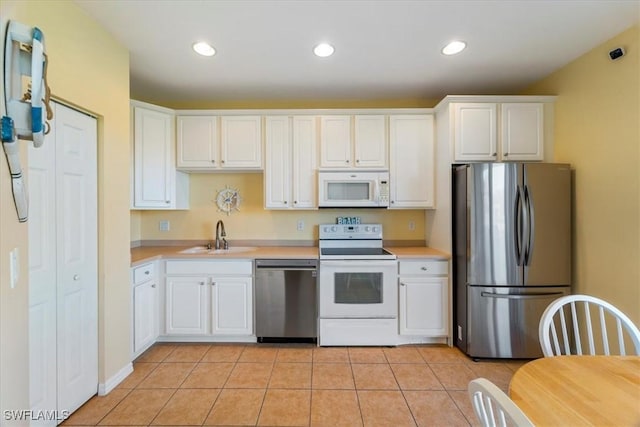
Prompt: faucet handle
<box><xmin>206</xmin><ymin>242</ymin><xmax>212</xmax><ymax>250</ymax></box>
<box><xmin>223</xmin><ymin>238</ymin><xmax>229</xmax><ymax>250</ymax></box>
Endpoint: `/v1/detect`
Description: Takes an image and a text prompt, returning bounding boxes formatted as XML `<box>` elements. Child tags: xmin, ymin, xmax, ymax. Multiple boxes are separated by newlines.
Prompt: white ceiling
<box><xmin>75</xmin><ymin>0</ymin><xmax>639</xmax><ymax>103</ymax></box>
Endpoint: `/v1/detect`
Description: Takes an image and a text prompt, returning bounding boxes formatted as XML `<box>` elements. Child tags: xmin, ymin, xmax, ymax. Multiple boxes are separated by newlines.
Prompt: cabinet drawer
<box><xmin>399</xmin><ymin>260</ymin><xmax>448</xmax><ymax>276</ymax></box>
<box><xmin>133</xmin><ymin>262</ymin><xmax>156</xmax><ymax>285</ymax></box>
<box><xmin>166</xmin><ymin>260</ymin><xmax>252</xmax><ymax>276</ymax></box>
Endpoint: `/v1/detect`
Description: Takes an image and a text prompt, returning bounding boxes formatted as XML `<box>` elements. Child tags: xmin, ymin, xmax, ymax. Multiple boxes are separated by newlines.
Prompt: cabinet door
<box><xmin>220</xmin><ymin>116</ymin><xmax>262</xmax><ymax>168</ymax></box>
<box><xmin>454</xmin><ymin>103</ymin><xmax>497</xmax><ymax>161</ymax></box>
<box><xmin>133</xmin><ymin>280</ymin><xmax>158</xmax><ymax>354</ymax></box>
<box><xmin>264</xmin><ymin>116</ymin><xmax>291</xmax><ymax>208</ymax></box>
<box><xmin>292</xmin><ymin>116</ymin><xmax>318</xmax><ymax>209</ymax></box>
<box><xmin>165</xmin><ymin>276</ymin><xmax>209</xmax><ymax>335</ymax></box>
<box><xmin>389</xmin><ymin>115</ymin><xmax>435</xmax><ymax>208</ymax></box>
<box><xmin>399</xmin><ymin>277</ymin><xmax>448</xmax><ymax>336</ymax></box>
<box><xmin>133</xmin><ymin>107</ymin><xmax>175</xmax><ymax>208</ymax></box>
<box><xmin>354</xmin><ymin>115</ymin><xmax>387</xmax><ymax>168</ymax></box>
<box><xmin>320</xmin><ymin>116</ymin><xmax>352</xmax><ymax>168</ymax></box>
<box><xmin>211</xmin><ymin>277</ymin><xmax>253</xmax><ymax>335</ymax></box>
<box><xmin>176</xmin><ymin>116</ymin><xmax>218</xmax><ymax>168</ymax></box>
<box><xmin>501</xmin><ymin>103</ymin><xmax>544</xmax><ymax>161</ymax></box>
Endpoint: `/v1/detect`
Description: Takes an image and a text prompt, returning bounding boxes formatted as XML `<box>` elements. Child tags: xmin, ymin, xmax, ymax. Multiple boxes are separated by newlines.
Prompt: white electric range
<box><xmin>318</xmin><ymin>224</ymin><xmax>398</xmax><ymax>346</ymax></box>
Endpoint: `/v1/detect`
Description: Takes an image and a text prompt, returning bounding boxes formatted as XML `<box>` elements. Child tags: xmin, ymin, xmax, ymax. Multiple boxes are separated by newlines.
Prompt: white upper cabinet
<box><xmin>320</xmin><ymin>115</ymin><xmax>387</xmax><ymax>169</ymax></box>
<box><xmin>500</xmin><ymin>103</ymin><xmax>544</xmax><ymax>161</ymax></box>
<box><xmin>176</xmin><ymin>115</ymin><xmax>262</xmax><ymax>170</ymax></box>
<box><xmin>132</xmin><ymin>103</ymin><xmax>189</xmax><ymax>210</ymax></box>
<box><xmin>354</xmin><ymin>115</ymin><xmax>387</xmax><ymax>168</ymax></box>
<box><xmin>320</xmin><ymin>115</ymin><xmax>352</xmax><ymax>168</ymax></box>
<box><xmin>453</xmin><ymin>103</ymin><xmax>498</xmax><ymax>161</ymax></box>
<box><xmin>264</xmin><ymin>116</ymin><xmax>317</xmax><ymax>209</ymax></box>
<box><xmin>221</xmin><ymin>116</ymin><xmax>262</xmax><ymax>168</ymax></box>
<box><xmin>177</xmin><ymin>116</ymin><xmax>218</xmax><ymax>168</ymax></box>
<box><xmin>453</xmin><ymin>102</ymin><xmax>544</xmax><ymax>162</ymax></box>
<box><xmin>389</xmin><ymin>115</ymin><xmax>435</xmax><ymax>208</ymax></box>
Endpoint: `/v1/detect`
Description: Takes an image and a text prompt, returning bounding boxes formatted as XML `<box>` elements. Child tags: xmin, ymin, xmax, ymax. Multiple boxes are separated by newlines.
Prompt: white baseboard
<box><xmin>98</xmin><ymin>362</ymin><xmax>133</xmax><ymax>396</ymax></box>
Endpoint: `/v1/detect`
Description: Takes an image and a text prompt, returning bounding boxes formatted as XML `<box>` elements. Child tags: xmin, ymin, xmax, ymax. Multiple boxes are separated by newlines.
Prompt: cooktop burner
<box><xmin>318</xmin><ymin>223</ymin><xmax>396</xmax><ymax>260</ymax></box>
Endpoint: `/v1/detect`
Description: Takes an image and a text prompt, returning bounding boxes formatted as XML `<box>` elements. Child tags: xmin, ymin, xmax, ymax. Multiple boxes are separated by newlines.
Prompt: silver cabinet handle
<box><xmin>144</xmin><ymin>270</ymin><xmax>150</xmax><ymax>275</ymax></box>
<box><xmin>73</xmin><ymin>274</ymin><xmax>79</xmax><ymax>281</ymax></box>
<box><xmin>151</xmin><ymin>284</ymin><xmax>156</xmax><ymax>288</ymax></box>
<box><xmin>420</xmin><ymin>266</ymin><xmax>428</xmax><ymax>271</ymax></box>
<box><xmin>400</xmin><ymin>282</ymin><xmax>405</xmax><ymax>286</ymax></box>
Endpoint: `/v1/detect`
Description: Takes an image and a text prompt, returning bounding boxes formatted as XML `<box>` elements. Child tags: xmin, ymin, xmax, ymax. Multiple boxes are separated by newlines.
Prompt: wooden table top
<box><xmin>509</xmin><ymin>355</ymin><xmax>640</xmax><ymax>426</ymax></box>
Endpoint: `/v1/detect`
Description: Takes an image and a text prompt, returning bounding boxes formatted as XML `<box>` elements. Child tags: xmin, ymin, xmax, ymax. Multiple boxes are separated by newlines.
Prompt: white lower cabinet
<box><xmin>398</xmin><ymin>260</ymin><xmax>449</xmax><ymax>337</ymax></box>
<box><xmin>164</xmin><ymin>260</ymin><xmax>253</xmax><ymax>337</ymax></box>
<box><xmin>132</xmin><ymin>262</ymin><xmax>159</xmax><ymax>357</ymax></box>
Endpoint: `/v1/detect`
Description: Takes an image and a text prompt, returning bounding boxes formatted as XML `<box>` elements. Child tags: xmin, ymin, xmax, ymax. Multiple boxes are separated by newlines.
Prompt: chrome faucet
<box><xmin>215</xmin><ymin>220</ymin><xmax>228</xmax><ymax>250</ymax></box>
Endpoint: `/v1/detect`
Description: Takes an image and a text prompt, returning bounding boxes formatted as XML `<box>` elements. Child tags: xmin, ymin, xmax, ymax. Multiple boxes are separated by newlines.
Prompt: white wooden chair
<box><xmin>539</xmin><ymin>294</ymin><xmax>640</xmax><ymax>357</ymax></box>
<box><xmin>468</xmin><ymin>378</ymin><xmax>534</xmax><ymax>427</ymax></box>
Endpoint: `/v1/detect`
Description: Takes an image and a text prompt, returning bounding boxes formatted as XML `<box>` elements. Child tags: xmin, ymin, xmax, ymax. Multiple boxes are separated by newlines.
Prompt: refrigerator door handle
<box><xmin>514</xmin><ymin>185</ymin><xmax>526</xmax><ymax>266</ymax></box>
<box><xmin>480</xmin><ymin>291</ymin><xmax>566</xmax><ymax>300</ymax></box>
<box><xmin>524</xmin><ymin>185</ymin><xmax>535</xmax><ymax>266</ymax></box>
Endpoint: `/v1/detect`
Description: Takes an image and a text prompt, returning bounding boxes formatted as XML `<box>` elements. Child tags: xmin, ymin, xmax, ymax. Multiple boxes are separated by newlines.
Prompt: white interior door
<box><xmin>29</xmin><ymin>102</ymin><xmax>98</xmax><ymax>422</ymax></box>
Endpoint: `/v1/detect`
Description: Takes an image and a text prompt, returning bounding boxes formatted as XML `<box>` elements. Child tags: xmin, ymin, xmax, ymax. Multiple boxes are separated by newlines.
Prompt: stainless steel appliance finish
<box><xmin>453</xmin><ymin>163</ymin><xmax>572</xmax><ymax>359</ymax></box>
<box><xmin>254</xmin><ymin>259</ymin><xmax>318</xmax><ymax>341</ymax></box>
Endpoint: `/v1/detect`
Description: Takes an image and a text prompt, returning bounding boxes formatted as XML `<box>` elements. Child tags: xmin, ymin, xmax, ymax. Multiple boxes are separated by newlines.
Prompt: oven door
<box><xmin>319</xmin><ymin>260</ymin><xmax>397</xmax><ymax>318</ymax></box>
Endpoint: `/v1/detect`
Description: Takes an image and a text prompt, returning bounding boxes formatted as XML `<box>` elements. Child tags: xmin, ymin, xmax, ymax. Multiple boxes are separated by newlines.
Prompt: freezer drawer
<box><xmin>464</xmin><ymin>286</ymin><xmax>569</xmax><ymax>358</ymax></box>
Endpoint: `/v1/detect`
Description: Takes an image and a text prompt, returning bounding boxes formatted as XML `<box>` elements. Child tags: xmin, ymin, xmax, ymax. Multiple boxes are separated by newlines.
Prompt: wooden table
<box><xmin>509</xmin><ymin>356</ymin><xmax>640</xmax><ymax>426</ymax></box>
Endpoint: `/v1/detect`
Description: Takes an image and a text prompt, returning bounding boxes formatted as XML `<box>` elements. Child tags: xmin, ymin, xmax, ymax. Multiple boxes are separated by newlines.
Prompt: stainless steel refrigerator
<box><xmin>453</xmin><ymin>163</ymin><xmax>572</xmax><ymax>359</ymax></box>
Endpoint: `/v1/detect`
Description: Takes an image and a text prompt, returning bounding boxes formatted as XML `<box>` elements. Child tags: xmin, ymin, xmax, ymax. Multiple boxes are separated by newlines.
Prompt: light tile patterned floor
<box><xmin>61</xmin><ymin>343</ymin><xmax>527</xmax><ymax>426</ymax></box>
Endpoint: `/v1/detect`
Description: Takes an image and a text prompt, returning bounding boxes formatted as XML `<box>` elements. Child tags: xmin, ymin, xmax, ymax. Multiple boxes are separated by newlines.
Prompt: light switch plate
<box><xmin>159</xmin><ymin>220</ymin><xmax>170</xmax><ymax>231</ymax></box>
<box><xmin>9</xmin><ymin>248</ymin><xmax>19</xmax><ymax>288</ymax></box>
<box><xmin>297</xmin><ymin>220</ymin><xmax>304</xmax><ymax>231</ymax></box>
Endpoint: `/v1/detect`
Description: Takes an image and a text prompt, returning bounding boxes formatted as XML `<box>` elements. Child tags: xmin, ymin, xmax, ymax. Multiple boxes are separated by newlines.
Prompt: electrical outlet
<box><xmin>159</xmin><ymin>220</ymin><xmax>170</xmax><ymax>231</ymax></box>
<box><xmin>297</xmin><ymin>220</ymin><xmax>305</xmax><ymax>231</ymax></box>
<box><xmin>408</xmin><ymin>220</ymin><xmax>415</xmax><ymax>231</ymax></box>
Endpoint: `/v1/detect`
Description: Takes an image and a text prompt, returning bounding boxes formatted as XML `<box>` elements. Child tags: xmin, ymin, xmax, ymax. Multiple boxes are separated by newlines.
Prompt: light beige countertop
<box><xmin>131</xmin><ymin>245</ymin><xmax>450</xmax><ymax>266</ymax></box>
<box><xmin>385</xmin><ymin>246</ymin><xmax>450</xmax><ymax>260</ymax></box>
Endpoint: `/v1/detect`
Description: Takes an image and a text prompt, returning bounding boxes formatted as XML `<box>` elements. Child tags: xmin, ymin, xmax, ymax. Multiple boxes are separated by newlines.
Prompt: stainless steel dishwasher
<box><xmin>254</xmin><ymin>259</ymin><xmax>318</xmax><ymax>342</ymax></box>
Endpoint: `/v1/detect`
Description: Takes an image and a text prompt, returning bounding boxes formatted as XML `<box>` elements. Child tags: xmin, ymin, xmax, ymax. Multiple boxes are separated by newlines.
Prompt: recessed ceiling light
<box><xmin>193</xmin><ymin>41</ymin><xmax>216</xmax><ymax>57</ymax></box>
<box><xmin>442</xmin><ymin>40</ymin><xmax>466</xmax><ymax>55</ymax></box>
<box><xmin>313</xmin><ymin>43</ymin><xmax>335</xmax><ymax>57</ymax></box>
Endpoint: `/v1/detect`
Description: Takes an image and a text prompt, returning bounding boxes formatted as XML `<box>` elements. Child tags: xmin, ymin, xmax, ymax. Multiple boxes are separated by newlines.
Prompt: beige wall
<box><xmin>524</xmin><ymin>25</ymin><xmax>639</xmax><ymax>324</ymax></box>
<box><xmin>138</xmin><ymin>173</ymin><xmax>427</xmax><ymax>242</ymax></box>
<box><xmin>1</xmin><ymin>0</ymin><xmax>130</xmax><ymax>417</ymax></box>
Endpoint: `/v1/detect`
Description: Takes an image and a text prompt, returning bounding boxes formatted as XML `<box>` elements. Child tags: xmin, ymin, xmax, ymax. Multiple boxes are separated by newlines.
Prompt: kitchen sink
<box><xmin>178</xmin><ymin>246</ymin><xmax>257</xmax><ymax>255</ymax></box>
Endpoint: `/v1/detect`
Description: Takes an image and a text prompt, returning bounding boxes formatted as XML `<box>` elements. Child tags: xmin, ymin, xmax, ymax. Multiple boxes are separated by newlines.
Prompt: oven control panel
<box><xmin>319</xmin><ymin>223</ymin><xmax>383</xmax><ymax>240</ymax></box>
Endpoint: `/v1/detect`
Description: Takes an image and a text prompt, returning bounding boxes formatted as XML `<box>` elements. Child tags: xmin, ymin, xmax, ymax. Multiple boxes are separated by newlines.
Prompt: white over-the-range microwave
<box><xmin>318</xmin><ymin>171</ymin><xmax>390</xmax><ymax>208</ymax></box>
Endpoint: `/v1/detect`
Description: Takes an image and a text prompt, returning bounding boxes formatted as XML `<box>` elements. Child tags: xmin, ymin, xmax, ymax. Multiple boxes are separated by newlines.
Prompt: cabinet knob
<box><xmin>294</xmin><ymin>200</ymin><xmax>297</xmax><ymax>204</ymax></box>
<box><xmin>211</xmin><ymin>282</ymin><xmax>216</xmax><ymax>286</ymax></box>
<box><xmin>221</xmin><ymin>160</ymin><xmax>225</xmax><ymax>164</ymax></box>
<box><xmin>400</xmin><ymin>282</ymin><xmax>405</xmax><ymax>286</ymax></box>
<box><xmin>345</xmin><ymin>160</ymin><xmax>349</xmax><ymax>163</ymax></box>
<box><xmin>391</xmin><ymin>200</ymin><xmax>395</xmax><ymax>204</ymax></box>
<box><xmin>504</xmin><ymin>152</ymin><xmax>509</xmax><ymax>156</ymax></box>
<box><xmin>421</xmin><ymin>266</ymin><xmax>428</xmax><ymax>271</ymax></box>
<box><xmin>73</xmin><ymin>274</ymin><xmax>80</xmax><ymax>281</ymax></box>
<box><xmin>356</xmin><ymin>159</ymin><xmax>360</xmax><ymax>163</ymax></box>
<box><xmin>211</xmin><ymin>160</ymin><xmax>216</xmax><ymax>163</ymax></box>
<box><xmin>492</xmin><ymin>152</ymin><xmax>497</xmax><ymax>157</ymax></box>
<box><xmin>284</xmin><ymin>201</ymin><xmax>288</xmax><ymax>204</ymax></box>
<box><xmin>144</xmin><ymin>270</ymin><xmax>150</xmax><ymax>275</ymax></box>
<box><xmin>200</xmin><ymin>281</ymin><xmax>205</xmax><ymax>286</ymax></box>
<box><xmin>151</xmin><ymin>284</ymin><xmax>156</xmax><ymax>288</ymax></box>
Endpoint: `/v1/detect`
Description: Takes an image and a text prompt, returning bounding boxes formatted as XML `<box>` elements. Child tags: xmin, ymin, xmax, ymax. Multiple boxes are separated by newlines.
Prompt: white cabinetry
<box><xmin>453</xmin><ymin>102</ymin><xmax>544</xmax><ymax>162</ymax></box>
<box><xmin>389</xmin><ymin>115</ymin><xmax>435</xmax><ymax>208</ymax></box>
<box><xmin>164</xmin><ymin>260</ymin><xmax>253</xmax><ymax>337</ymax></box>
<box><xmin>132</xmin><ymin>262</ymin><xmax>158</xmax><ymax>357</ymax></box>
<box><xmin>132</xmin><ymin>101</ymin><xmax>189</xmax><ymax>209</ymax></box>
<box><xmin>398</xmin><ymin>260</ymin><xmax>448</xmax><ymax>337</ymax></box>
<box><xmin>264</xmin><ymin>116</ymin><xmax>317</xmax><ymax>209</ymax></box>
<box><xmin>319</xmin><ymin>115</ymin><xmax>387</xmax><ymax>169</ymax></box>
<box><xmin>176</xmin><ymin>115</ymin><xmax>262</xmax><ymax>170</ymax></box>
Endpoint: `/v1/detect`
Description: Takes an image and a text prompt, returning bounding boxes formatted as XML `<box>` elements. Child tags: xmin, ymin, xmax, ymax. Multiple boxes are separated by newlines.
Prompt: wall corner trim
<box><xmin>98</xmin><ymin>362</ymin><xmax>133</xmax><ymax>396</ymax></box>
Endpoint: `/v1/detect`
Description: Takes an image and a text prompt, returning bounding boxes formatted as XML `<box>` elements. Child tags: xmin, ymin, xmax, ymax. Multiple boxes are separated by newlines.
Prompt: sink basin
<box><xmin>178</xmin><ymin>246</ymin><xmax>257</xmax><ymax>255</ymax></box>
